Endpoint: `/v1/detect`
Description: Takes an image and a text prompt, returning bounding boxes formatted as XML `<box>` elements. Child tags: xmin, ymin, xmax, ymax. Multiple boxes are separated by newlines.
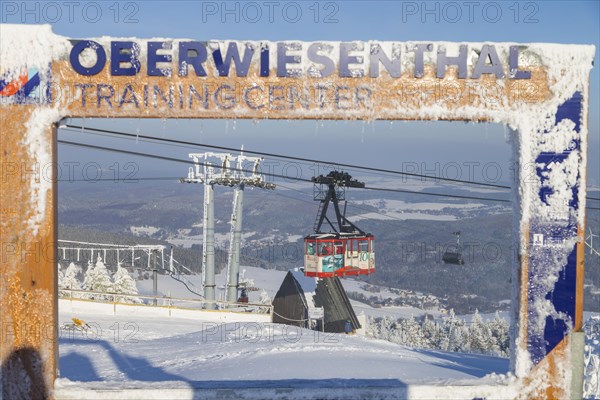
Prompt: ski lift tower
<box><xmin>181</xmin><ymin>152</ymin><xmax>234</xmax><ymax>307</ymax></box>
<box><xmin>225</xmin><ymin>147</ymin><xmax>275</xmax><ymax>303</ymax></box>
<box><xmin>182</xmin><ymin>149</ymin><xmax>275</xmax><ymax>306</ymax></box>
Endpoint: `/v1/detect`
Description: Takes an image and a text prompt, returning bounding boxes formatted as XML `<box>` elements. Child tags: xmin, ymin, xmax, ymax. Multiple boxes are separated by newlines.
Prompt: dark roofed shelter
<box><xmin>272</xmin><ymin>270</ymin><xmax>360</xmax><ymax>333</ymax></box>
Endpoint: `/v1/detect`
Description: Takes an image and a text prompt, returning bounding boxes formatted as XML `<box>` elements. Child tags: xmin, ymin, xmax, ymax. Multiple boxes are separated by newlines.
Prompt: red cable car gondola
<box><xmin>303</xmin><ymin>171</ymin><xmax>375</xmax><ymax>278</ymax></box>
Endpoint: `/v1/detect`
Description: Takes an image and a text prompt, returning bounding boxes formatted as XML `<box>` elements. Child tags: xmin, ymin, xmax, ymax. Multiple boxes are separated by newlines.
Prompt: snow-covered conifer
<box><xmin>60</xmin><ymin>262</ymin><xmax>82</xmax><ymax>298</ymax></box>
<box><xmin>81</xmin><ymin>256</ymin><xmax>113</xmax><ymax>299</ymax></box>
<box><xmin>112</xmin><ymin>263</ymin><xmax>142</xmax><ymax>304</ymax></box>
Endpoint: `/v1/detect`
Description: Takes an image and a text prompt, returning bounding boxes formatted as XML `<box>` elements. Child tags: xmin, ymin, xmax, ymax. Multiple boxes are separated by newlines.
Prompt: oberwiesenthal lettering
<box><xmin>70</xmin><ymin>41</ymin><xmax>532</xmax><ymax>79</ymax></box>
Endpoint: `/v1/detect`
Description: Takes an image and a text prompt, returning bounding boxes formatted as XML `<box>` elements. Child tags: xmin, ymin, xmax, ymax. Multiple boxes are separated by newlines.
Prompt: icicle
<box><xmin>361</xmin><ymin>121</ymin><xmax>367</xmax><ymax>143</ymax></box>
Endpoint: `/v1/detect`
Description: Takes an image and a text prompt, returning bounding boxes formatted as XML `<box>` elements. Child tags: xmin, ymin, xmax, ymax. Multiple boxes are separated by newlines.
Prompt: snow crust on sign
<box><xmin>0</xmin><ymin>24</ymin><xmax>70</xmax><ymax>76</ymax></box>
<box><xmin>0</xmin><ymin>25</ymin><xmax>69</xmax><ymax>235</ymax></box>
<box><xmin>20</xmin><ymin>107</ymin><xmax>60</xmax><ymax>235</ymax></box>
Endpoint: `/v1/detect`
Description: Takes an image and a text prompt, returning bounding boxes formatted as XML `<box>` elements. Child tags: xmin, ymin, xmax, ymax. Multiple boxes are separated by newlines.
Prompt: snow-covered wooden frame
<box><xmin>0</xmin><ymin>25</ymin><xmax>594</xmax><ymax>399</ymax></box>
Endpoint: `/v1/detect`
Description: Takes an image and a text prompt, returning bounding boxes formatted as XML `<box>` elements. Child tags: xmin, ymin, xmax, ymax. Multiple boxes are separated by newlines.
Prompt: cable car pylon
<box><xmin>225</xmin><ymin>147</ymin><xmax>275</xmax><ymax>304</ymax></box>
<box><xmin>181</xmin><ymin>152</ymin><xmax>232</xmax><ymax>307</ymax></box>
<box><xmin>304</xmin><ymin>171</ymin><xmax>375</xmax><ymax>278</ymax></box>
<box><xmin>182</xmin><ymin>148</ymin><xmax>275</xmax><ymax>307</ymax></box>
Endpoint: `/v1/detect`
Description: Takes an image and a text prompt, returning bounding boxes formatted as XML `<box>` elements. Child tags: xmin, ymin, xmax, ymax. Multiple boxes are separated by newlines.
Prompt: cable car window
<box><xmin>359</xmin><ymin>241</ymin><xmax>368</xmax><ymax>252</ymax></box>
<box><xmin>307</xmin><ymin>242</ymin><xmax>315</xmax><ymax>255</ymax></box>
<box><xmin>334</xmin><ymin>241</ymin><xmax>344</xmax><ymax>254</ymax></box>
<box><xmin>348</xmin><ymin>240</ymin><xmax>358</xmax><ymax>257</ymax></box>
<box><xmin>320</xmin><ymin>243</ymin><xmax>332</xmax><ymax>255</ymax></box>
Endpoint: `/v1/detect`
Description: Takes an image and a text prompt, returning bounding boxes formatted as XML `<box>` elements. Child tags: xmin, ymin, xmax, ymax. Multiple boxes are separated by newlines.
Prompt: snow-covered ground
<box><xmin>54</xmin><ymin>265</ymin><xmax>520</xmax><ymax>398</ymax></box>
<box><xmin>56</xmin><ymin>301</ymin><xmax>512</xmax><ymax>399</ymax></box>
<box><xmin>349</xmin><ymin>211</ymin><xmax>458</xmax><ymax>222</ymax></box>
<box><xmin>54</xmin><ymin>300</ymin><xmax>600</xmax><ymax>399</ymax></box>
<box><xmin>349</xmin><ymin>198</ymin><xmax>509</xmax><ymax>222</ymax></box>
<box><xmin>57</xmin><ymin>309</ymin><xmax>508</xmax><ymax>384</ymax></box>
<box><xmin>57</xmin><ymin>264</ymin><xmax>599</xmax><ymax>398</ymax></box>
<box><xmin>130</xmin><ymin>225</ymin><xmax>161</xmax><ymax>237</ymax></box>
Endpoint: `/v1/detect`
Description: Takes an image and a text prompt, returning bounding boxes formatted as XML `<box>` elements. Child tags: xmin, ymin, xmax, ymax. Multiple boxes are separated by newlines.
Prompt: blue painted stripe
<box><xmin>528</xmin><ymin>91</ymin><xmax>582</xmax><ymax>365</ymax></box>
<box><xmin>19</xmin><ymin>72</ymin><xmax>40</xmax><ymax>97</ymax></box>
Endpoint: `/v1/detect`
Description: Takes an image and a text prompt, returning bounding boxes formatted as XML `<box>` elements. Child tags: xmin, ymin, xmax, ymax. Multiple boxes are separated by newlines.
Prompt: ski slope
<box><xmin>56</xmin><ymin>301</ymin><xmax>513</xmax><ymax>399</ymax></box>
<box><xmin>56</xmin><ymin>266</ymin><xmax>599</xmax><ymax>399</ymax></box>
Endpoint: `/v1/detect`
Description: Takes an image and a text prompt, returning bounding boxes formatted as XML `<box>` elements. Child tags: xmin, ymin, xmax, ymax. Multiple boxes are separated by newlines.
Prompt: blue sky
<box><xmin>4</xmin><ymin>1</ymin><xmax>599</xmax><ymax>186</ymax></box>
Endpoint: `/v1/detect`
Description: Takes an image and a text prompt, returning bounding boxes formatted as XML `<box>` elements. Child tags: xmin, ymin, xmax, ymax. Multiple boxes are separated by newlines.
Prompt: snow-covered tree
<box><xmin>368</xmin><ymin>308</ymin><xmax>513</xmax><ymax>358</ymax></box>
<box><xmin>112</xmin><ymin>263</ymin><xmax>142</xmax><ymax>304</ymax></box>
<box><xmin>82</xmin><ymin>256</ymin><xmax>113</xmax><ymax>299</ymax></box>
<box><xmin>93</xmin><ymin>255</ymin><xmax>114</xmax><ymax>294</ymax></box>
<box><xmin>60</xmin><ymin>262</ymin><xmax>82</xmax><ymax>298</ymax></box>
<box><xmin>57</xmin><ymin>263</ymin><xmax>64</xmax><ymax>289</ymax></box>
<box><xmin>259</xmin><ymin>289</ymin><xmax>271</xmax><ymax>305</ymax></box>
<box><xmin>488</xmin><ymin>311</ymin><xmax>510</xmax><ymax>357</ymax></box>
<box><xmin>400</xmin><ymin>316</ymin><xmax>426</xmax><ymax>348</ymax></box>
<box><xmin>81</xmin><ymin>260</ymin><xmax>95</xmax><ymax>291</ymax></box>
<box><xmin>421</xmin><ymin>316</ymin><xmax>440</xmax><ymax>349</ymax></box>
<box><xmin>257</xmin><ymin>289</ymin><xmax>271</xmax><ymax>312</ymax></box>
<box><xmin>440</xmin><ymin>309</ymin><xmax>469</xmax><ymax>352</ymax></box>
<box><xmin>364</xmin><ymin>315</ymin><xmax>379</xmax><ymax>338</ymax></box>
<box><xmin>239</xmin><ymin>269</ymin><xmax>255</xmax><ymax>288</ymax></box>
<box><xmin>378</xmin><ymin>316</ymin><xmax>398</xmax><ymax>342</ymax></box>
<box><xmin>468</xmin><ymin>310</ymin><xmax>497</xmax><ymax>355</ymax></box>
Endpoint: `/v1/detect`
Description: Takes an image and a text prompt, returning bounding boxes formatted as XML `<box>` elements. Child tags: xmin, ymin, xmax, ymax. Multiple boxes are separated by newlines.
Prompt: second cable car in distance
<box><xmin>304</xmin><ymin>171</ymin><xmax>375</xmax><ymax>278</ymax></box>
<box><xmin>442</xmin><ymin>231</ymin><xmax>465</xmax><ymax>265</ymax></box>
